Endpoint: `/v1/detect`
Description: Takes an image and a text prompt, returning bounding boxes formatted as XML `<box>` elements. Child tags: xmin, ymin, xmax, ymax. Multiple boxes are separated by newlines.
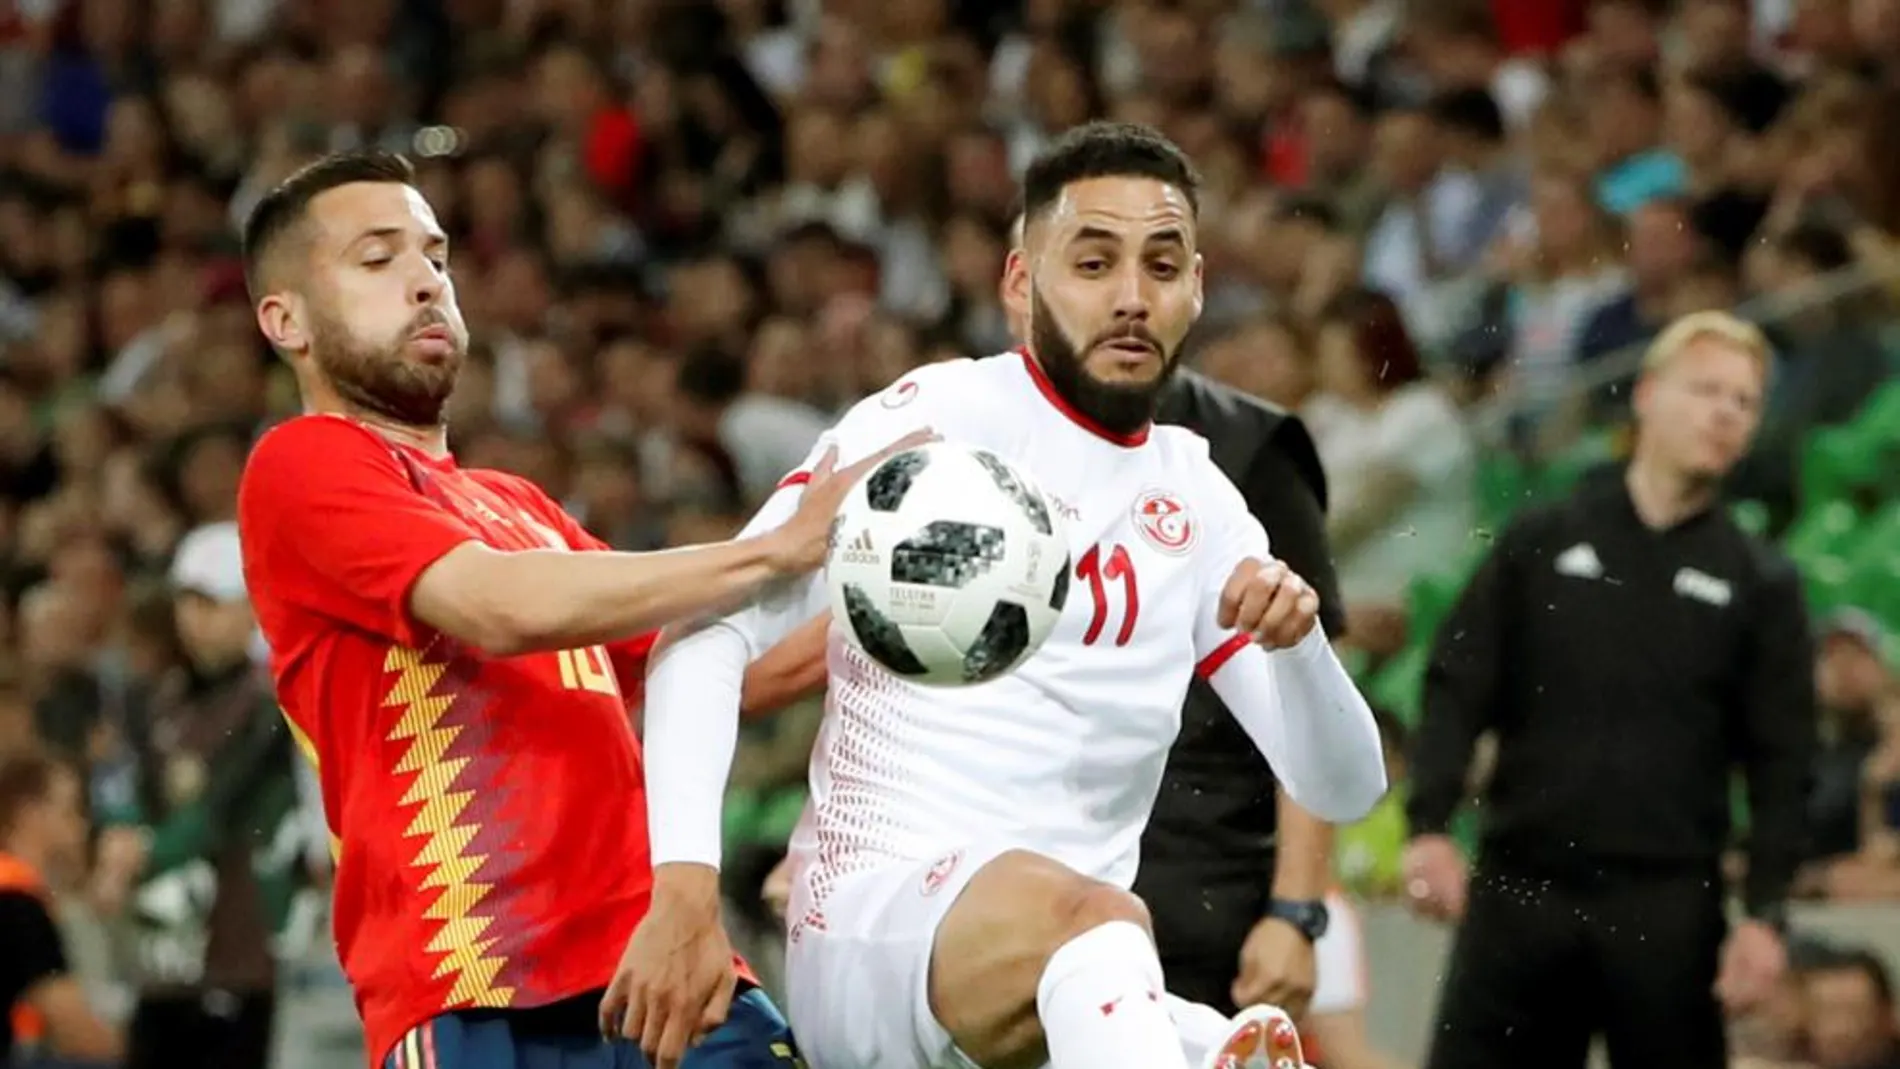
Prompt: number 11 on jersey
<box><xmin>1077</xmin><ymin>543</ymin><xmax>1139</xmax><ymax>647</ymax></box>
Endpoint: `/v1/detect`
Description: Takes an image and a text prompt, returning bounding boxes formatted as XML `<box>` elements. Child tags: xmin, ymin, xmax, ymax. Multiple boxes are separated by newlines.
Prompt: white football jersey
<box><xmin>738</xmin><ymin>351</ymin><xmax>1272</xmax><ymax>910</ymax></box>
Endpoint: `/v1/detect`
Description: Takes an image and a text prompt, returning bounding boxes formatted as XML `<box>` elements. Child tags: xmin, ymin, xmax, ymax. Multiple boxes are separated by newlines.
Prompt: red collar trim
<box><xmin>1014</xmin><ymin>347</ymin><xmax>1151</xmax><ymax>448</ymax></box>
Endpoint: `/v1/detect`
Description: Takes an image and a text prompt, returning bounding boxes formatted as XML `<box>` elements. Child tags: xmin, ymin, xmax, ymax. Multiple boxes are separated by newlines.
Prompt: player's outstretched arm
<box><xmin>1204</xmin><ymin>559</ymin><xmax>1388</xmax><ymax>823</ymax></box>
<box><xmin>410</xmin><ymin>434</ymin><xmax>928</xmax><ymax>655</ymax></box>
<box><xmin>601</xmin><ymin>481</ymin><xmax>838</xmax><ymax>1067</ymax></box>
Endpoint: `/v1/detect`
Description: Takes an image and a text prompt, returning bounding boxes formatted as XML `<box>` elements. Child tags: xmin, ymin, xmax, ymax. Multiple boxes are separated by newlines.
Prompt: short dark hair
<box><xmin>0</xmin><ymin>749</ymin><xmax>74</xmax><ymax>841</ymax></box>
<box><xmin>241</xmin><ymin>150</ymin><xmax>418</xmax><ymax>298</ymax></box>
<box><xmin>1019</xmin><ymin>121</ymin><xmax>1201</xmax><ymax>226</ymax></box>
<box><xmin>1427</xmin><ymin>87</ymin><xmax>1506</xmax><ymax>143</ymax></box>
<box><xmin>1777</xmin><ymin>220</ymin><xmax>1854</xmax><ymax>273</ymax></box>
<box><xmin>675</xmin><ymin>345</ymin><xmax>748</xmax><ymax>408</ymax></box>
<box><xmin>1317</xmin><ymin>287</ymin><xmax>1425</xmax><ymax>394</ymax></box>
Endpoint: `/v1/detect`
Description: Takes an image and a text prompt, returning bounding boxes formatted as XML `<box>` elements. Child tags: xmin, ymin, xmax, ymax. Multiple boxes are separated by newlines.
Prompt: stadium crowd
<box><xmin>3</xmin><ymin>0</ymin><xmax>1900</xmax><ymax>1065</ymax></box>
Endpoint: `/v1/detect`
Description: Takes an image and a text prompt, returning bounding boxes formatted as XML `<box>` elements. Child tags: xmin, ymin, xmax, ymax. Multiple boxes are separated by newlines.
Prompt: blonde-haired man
<box><xmin>1404</xmin><ymin>309</ymin><xmax>1816</xmax><ymax>1069</ymax></box>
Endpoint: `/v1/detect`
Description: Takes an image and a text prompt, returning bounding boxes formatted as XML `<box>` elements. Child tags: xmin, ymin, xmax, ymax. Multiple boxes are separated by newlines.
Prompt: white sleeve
<box><xmin>643</xmin><ymin>369</ymin><xmax>959</xmax><ymax>868</ymax></box>
<box><xmin>1192</xmin><ymin>463</ymin><xmax>1388</xmax><ymax>823</ymax></box>
<box><xmin>644</xmin><ymin>485</ymin><xmax>821</xmax><ymax>868</ymax></box>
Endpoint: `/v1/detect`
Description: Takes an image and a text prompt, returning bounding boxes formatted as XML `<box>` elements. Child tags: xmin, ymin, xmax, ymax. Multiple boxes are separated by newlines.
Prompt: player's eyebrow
<box><xmin>1067</xmin><ymin>225</ymin><xmax>1122</xmax><ymax>247</ymax></box>
<box><xmin>1143</xmin><ymin>228</ymin><xmax>1189</xmax><ymax>252</ymax></box>
<box><xmin>346</xmin><ymin>226</ymin><xmax>450</xmax><ymax>255</ymax></box>
<box><xmin>1066</xmin><ymin>225</ymin><xmax>1190</xmax><ymax>251</ymax></box>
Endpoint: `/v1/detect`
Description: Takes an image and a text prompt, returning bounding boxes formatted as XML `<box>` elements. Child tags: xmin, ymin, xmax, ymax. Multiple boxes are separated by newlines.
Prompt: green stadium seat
<box><xmin>1366</xmin><ymin>641</ymin><xmax>1430</xmax><ymax>727</ymax></box>
<box><xmin>1783</xmin><ymin>498</ymin><xmax>1866</xmax><ymax>566</ymax></box>
<box><xmin>1845</xmin><ymin>504</ymin><xmax>1900</xmax><ymax>573</ymax></box>
<box><xmin>1850</xmin><ymin>378</ymin><xmax>1900</xmax><ymax>439</ymax></box>
<box><xmin>1805</xmin><ymin>554</ymin><xmax>1858</xmax><ymax>616</ymax></box>
<box><xmin>1475</xmin><ymin>455</ymin><xmax>1533</xmax><ymax>527</ymax></box>
<box><xmin>1800</xmin><ymin>425</ymin><xmax>1883</xmax><ymax>505</ymax></box>
<box><xmin>1407</xmin><ymin>570</ymin><xmax>1467</xmax><ymax>642</ymax></box>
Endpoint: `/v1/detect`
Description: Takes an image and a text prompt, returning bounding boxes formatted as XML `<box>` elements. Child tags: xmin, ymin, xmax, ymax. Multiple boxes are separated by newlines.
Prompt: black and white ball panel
<box><xmin>890</xmin><ymin>521</ymin><xmax>1006</xmax><ymax>589</ymax></box>
<box><xmin>825</xmin><ymin>442</ymin><xmax>1071</xmax><ymax>687</ymax></box>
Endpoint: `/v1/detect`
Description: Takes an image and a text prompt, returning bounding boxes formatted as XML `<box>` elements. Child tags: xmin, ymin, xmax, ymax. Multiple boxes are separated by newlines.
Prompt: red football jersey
<box><xmin>238</xmin><ymin>415</ymin><xmax>665</xmax><ymax>1067</ymax></box>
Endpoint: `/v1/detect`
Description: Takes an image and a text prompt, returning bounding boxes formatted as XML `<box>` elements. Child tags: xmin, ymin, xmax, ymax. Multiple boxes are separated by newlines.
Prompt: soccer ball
<box><xmin>825</xmin><ymin>442</ymin><xmax>1071</xmax><ymax>686</ymax></box>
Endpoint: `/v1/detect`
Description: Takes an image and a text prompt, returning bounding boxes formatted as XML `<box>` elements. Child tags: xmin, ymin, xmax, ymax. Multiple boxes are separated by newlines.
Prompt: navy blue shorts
<box><xmin>383</xmin><ymin>988</ymin><xmax>801</xmax><ymax>1069</ymax></box>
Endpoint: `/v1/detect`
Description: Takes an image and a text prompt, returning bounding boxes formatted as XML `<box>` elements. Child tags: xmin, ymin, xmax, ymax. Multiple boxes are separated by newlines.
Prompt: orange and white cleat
<box><xmin>1197</xmin><ymin>1004</ymin><xmax>1310</xmax><ymax>1069</ymax></box>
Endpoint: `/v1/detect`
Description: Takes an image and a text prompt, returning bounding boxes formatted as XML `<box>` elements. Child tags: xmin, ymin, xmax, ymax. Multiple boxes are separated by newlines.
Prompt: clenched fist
<box><xmin>1218</xmin><ymin>558</ymin><xmax>1320</xmax><ymax>649</ymax></box>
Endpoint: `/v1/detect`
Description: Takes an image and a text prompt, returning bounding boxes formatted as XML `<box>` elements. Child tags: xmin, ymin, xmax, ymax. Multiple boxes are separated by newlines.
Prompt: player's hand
<box><xmin>1401</xmin><ymin>835</ymin><xmax>1468</xmax><ymax>922</ymax></box>
<box><xmin>1218</xmin><ymin>558</ymin><xmax>1320</xmax><ymax>649</ymax></box>
<box><xmin>1232</xmin><ymin>914</ymin><xmax>1317</xmax><ymax>1019</ymax></box>
<box><xmin>768</xmin><ymin>429</ymin><xmax>938</xmax><ymax>576</ymax></box>
<box><xmin>600</xmin><ymin>864</ymin><xmax>737</xmax><ymax>1069</ymax></box>
<box><xmin>1715</xmin><ymin>919</ymin><xmax>1787</xmax><ymax>1015</ymax></box>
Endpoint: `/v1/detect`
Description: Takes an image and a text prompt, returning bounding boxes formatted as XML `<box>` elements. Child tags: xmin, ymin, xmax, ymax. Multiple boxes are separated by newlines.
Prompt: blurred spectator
<box><xmin>1363</xmin><ymin>98</ymin><xmax>1509</xmax><ymax>347</ymax></box>
<box><xmin>1305</xmin><ymin>288</ymin><xmax>1476</xmax><ymax>656</ymax></box>
<box><xmin>1402</xmin><ymin>1</ymin><xmax>1553</xmax><ymax>130</ymax></box>
<box><xmin>1295</xmin><ymin>78</ymin><xmax>1384</xmax><ymax>236</ymax></box>
<box><xmin>93</xmin><ymin>522</ymin><xmax>303</xmax><ymax>1069</ymax></box>
<box><xmin>672</xmin><ymin>344</ymin><xmax>828</xmax><ymax>508</ymax></box>
<box><xmin>1807</xmin><ymin>611</ymin><xmax>1895</xmax><ymax>863</ymax></box>
<box><xmin>1589</xmin><ymin>66</ymin><xmax>1687</xmax><ymax>214</ymax></box>
<box><xmin>1197</xmin><ymin>311</ymin><xmax>1316</xmax><ymax>412</ymax></box>
<box><xmin>1809</xmin><ymin>610</ymin><xmax>1900</xmax><ymax>902</ymax></box>
<box><xmin>1733</xmin><ymin>220</ymin><xmax>1892</xmax><ymax>518</ymax></box>
<box><xmin>1806</xmin><ymin>948</ymin><xmax>1900</xmax><ymax>1069</ymax></box>
<box><xmin>1481</xmin><ymin>169</ymin><xmax>1630</xmax><ymax>418</ymax></box>
<box><xmin>0</xmin><ymin>748</ymin><xmax>123</xmax><ymax>1065</ymax></box>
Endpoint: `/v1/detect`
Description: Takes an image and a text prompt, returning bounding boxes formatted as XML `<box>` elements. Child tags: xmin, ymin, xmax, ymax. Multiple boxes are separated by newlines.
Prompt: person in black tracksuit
<box><xmin>1135</xmin><ymin>368</ymin><xmax>1348</xmax><ymax>1015</ymax></box>
<box><xmin>1403</xmin><ymin>311</ymin><xmax>1818</xmax><ymax>1069</ymax></box>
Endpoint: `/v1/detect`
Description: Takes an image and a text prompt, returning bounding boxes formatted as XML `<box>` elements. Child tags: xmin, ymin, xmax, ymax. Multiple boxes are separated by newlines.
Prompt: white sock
<box><xmin>1162</xmin><ymin>992</ymin><xmax>1232</xmax><ymax>1066</ymax></box>
<box><xmin>1035</xmin><ymin>921</ymin><xmax>1193</xmax><ymax>1069</ymax></box>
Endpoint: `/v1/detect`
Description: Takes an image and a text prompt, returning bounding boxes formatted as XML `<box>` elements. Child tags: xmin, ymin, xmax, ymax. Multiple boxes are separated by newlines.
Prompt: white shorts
<box><xmin>1308</xmin><ymin>891</ymin><xmax>1367</xmax><ymax>1017</ymax></box>
<box><xmin>782</xmin><ymin>843</ymin><xmax>1009</xmax><ymax>1069</ymax></box>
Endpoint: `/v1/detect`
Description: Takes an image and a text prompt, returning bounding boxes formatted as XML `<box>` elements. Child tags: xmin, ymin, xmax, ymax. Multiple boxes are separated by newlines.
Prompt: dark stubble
<box><xmin>307</xmin><ymin>304</ymin><xmax>464</xmax><ymax>427</ymax></box>
<box><xmin>1028</xmin><ymin>284</ymin><xmax>1179</xmax><ymax>436</ymax></box>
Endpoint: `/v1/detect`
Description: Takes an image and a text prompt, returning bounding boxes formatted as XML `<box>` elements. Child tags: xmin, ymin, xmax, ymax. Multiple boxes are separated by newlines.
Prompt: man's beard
<box><xmin>1029</xmin><ymin>286</ymin><xmax>1178</xmax><ymax>436</ymax></box>
<box><xmin>308</xmin><ymin>306</ymin><xmax>463</xmax><ymax>427</ymax></box>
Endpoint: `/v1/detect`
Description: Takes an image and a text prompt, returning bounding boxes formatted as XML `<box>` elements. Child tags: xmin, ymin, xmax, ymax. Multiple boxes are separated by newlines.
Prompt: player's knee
<box><xmin>1052</xmin><ymin>879</ymin><xmax>1152</xmax><ymax>945</ymax></box>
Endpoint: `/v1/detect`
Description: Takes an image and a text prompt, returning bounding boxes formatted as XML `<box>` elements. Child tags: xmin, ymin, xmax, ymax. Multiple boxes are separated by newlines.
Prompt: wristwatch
<box><xmin>1266</xmin><ymin>898</ymin><xmax>1330</xmax><ymax>944</ymax></box>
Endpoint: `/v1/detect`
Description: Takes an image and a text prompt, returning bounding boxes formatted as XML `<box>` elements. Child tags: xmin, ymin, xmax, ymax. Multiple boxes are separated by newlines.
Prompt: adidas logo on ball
<box><xmin>838</xmin><ymin>529</ymin><xmax>881</xmax><ymax>567</ymax></box>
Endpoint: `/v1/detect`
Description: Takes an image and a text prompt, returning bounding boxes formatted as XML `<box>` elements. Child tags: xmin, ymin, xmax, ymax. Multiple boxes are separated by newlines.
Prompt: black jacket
<box><xmin>1138</xmin><ymin>371</ymin><xmax>1346</xmax><ymax>878</ymax></box>
<box><xmin>1407</xmin><ymin>467</ymin><xmax>1817</xmax><ymax>915</ymax></box>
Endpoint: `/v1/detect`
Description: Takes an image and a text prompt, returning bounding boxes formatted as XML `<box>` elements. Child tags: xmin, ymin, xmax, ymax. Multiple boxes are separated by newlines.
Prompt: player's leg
<box><xmin>1422</xmin><ymin>869</ymin><xmax>1596</xmax><ymax>1069</ymax></box>
<box><xmin>1593</xmin><ymin>872</ymin><xmax>1727</xmax><ymax>1069</ymax></box>
<box><xmin>926</xmin><ymin>848</ymin><xmax>1191</xmax><ymax>1069</ymax></box>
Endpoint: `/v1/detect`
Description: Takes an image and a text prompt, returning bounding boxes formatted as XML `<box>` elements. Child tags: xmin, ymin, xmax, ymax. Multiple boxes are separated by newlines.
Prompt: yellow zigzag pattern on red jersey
<box><xmin>384</xmin><ymin>646</ymin><xmax>515</xmax><ymax>1008</ymax></box>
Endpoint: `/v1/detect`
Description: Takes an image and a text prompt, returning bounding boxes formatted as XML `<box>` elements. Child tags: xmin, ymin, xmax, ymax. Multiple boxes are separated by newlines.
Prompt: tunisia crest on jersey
<box><xmin>1132</xmin><ymin>489</ymin><xmax>1196</xmax><ymax>555</ymax></box>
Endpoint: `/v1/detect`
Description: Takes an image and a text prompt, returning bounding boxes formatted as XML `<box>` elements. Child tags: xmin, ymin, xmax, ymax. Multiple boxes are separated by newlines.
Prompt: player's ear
<box><xmin>1190</xmin><ymin>252</ymin><xmax>1206</xmax><ymax>318</ymax></box>
<box><xmin>256</xmin><ymin>292</ymin><xmax>309</xmax><ymax>356</ymax></box>
<box><xmin>1002</xmin><ymin>246</ymin><xmax>1031</xmax><ymax>318</ymax></box>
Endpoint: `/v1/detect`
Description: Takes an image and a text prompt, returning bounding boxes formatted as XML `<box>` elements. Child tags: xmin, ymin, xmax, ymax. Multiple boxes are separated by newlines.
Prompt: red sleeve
<box><xmin>238</xmin><ymin>416</ymin><xmax>478</xmax><ymax>647</ymax></box>
<box><xmin>470</xmin><ymin>470</ymin><xmax>660</xmax><ymax>691</ymax></box>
